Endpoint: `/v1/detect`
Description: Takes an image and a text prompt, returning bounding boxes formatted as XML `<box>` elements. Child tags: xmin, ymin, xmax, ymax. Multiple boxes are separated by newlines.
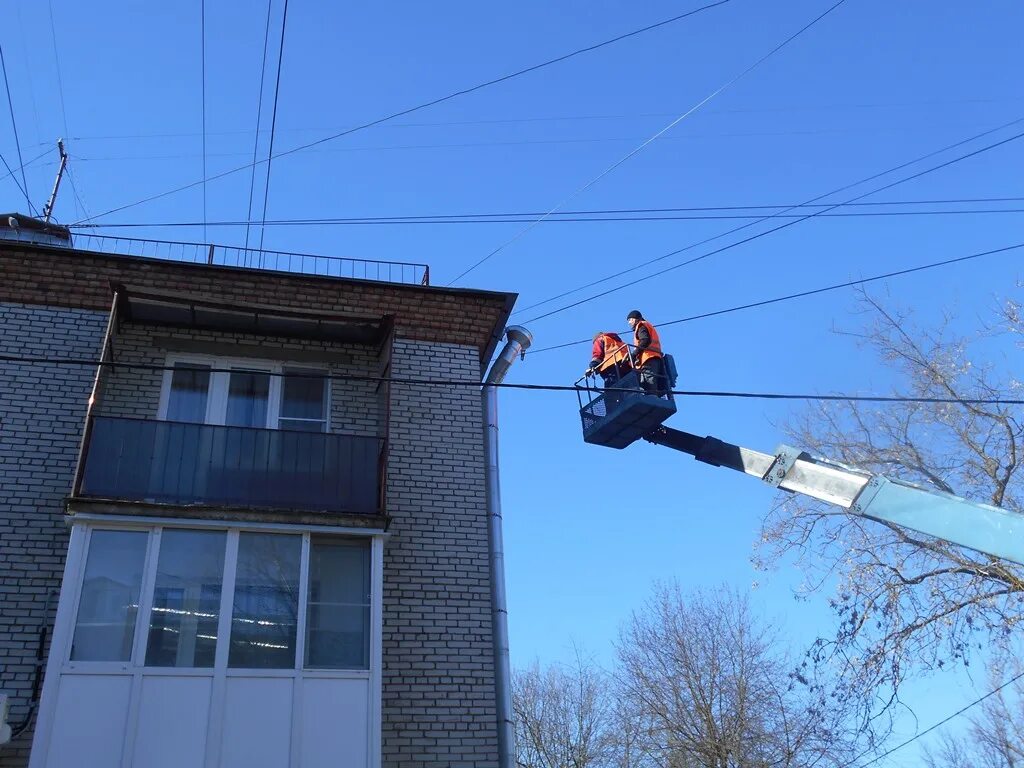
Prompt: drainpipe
<box><xmin>482</xmin><ymin>325</ymin><xmax>532</xmax><ymax>768</ymax></box>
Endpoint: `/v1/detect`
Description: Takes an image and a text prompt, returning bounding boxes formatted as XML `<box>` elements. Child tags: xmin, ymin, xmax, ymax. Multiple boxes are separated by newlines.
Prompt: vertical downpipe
<box><xmin>482</xmin><ymin>326</ymin><xmax>532</xmax><ymax>768</ymax></box>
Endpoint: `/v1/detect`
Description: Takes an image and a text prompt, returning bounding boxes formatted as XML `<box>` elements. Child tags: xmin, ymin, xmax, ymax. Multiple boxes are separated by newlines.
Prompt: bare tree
<box><xmin>513</xmin><ymin>649</ymin><xmax>621</xmax><ymax>768</ymax></box>
<box><xmin>616</xmin><ymin>584</ymin><xmax>856</xmax><ymax>768</ymax></box>
<box><xmin>924</xmin><ymin>660</ymin><xmax>1024</xmax><ymax>768</ymax></box>
<box><xmin>758</xmin><ymin>288</ymin><xmax>1024</xmax><ymax>728</ymax></box>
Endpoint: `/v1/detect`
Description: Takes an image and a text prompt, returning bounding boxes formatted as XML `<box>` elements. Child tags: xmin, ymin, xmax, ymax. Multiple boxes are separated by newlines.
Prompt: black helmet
<box><xmin>626</xmin><ymin>310</ymin><xmax>643</xmax><ymax>321</ymax></box>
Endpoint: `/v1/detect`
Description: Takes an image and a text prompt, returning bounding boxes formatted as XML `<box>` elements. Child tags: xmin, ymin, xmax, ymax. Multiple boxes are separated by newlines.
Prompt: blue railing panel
<box><xmin>79</xmin><ymin>416</ymin><xmax>381</xmax><ymax>515</ymax></box>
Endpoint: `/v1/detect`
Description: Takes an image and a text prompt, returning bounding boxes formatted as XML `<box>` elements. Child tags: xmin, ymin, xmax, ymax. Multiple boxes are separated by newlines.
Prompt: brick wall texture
<box><xmin>1</xmin><ymin>258</ymin><xmax>504</xmax><ymax>767</ymax></box>
<box><xmin>0</xmin><ymin>303</ymin><xmax>108</xmax><ymax>768</ymax></box>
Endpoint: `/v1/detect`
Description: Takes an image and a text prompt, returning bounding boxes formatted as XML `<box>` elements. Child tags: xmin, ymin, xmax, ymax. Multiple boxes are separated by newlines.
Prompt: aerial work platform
<box><xmin>577</xmin><ymin>355</ymin><xmax>678</xmax><ymax>449</ymax></box>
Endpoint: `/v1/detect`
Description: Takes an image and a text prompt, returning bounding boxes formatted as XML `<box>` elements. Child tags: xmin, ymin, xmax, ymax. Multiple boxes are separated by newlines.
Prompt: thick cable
<box><xmin>69</xmin><ymin>0</ymin><xmax>731</xmax><ymax>226</ymax></box>
<box><xmin>3</xmin><ymin>356</ymin><xmax>1024</xmax><ymax>406</ymax></box>
<box><xmin>447</xmin><ymin>0</ymin><xmax>849</xmax><ymax>286</ymax></box>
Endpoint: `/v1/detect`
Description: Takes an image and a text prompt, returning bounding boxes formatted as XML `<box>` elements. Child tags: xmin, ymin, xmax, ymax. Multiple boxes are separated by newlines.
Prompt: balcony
<box><xmin>75</xmin><ymin>416</ymin><xmax>382</xmax><ymax>516</ymax></box>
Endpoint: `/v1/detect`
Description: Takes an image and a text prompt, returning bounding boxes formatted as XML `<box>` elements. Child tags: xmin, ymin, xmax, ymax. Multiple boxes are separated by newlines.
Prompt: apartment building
<box><xmin>0</xmin><ymin>218</ymin><xmax>522</xmax><ymax>768</ymax></box>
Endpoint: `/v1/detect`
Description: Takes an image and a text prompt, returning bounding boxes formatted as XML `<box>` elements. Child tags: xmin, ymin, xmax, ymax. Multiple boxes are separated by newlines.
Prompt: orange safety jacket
<box><xmin>633</xmin><ymin>320</ymin><xmax>663</xmax><ymax>366</ymax></box>
<box><xmin>592</xmin><ymin>332</ymin><xmax>632</xmax><ymax>373</ymax></box>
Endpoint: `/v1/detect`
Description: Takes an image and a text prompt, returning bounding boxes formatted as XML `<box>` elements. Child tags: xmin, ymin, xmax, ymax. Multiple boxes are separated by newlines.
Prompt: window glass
<box><xmin>279</xmin><ymin>370</ymin><xmax>327</xmax><ymax>432</ymax></box>
<box><xmin>225</xmin><ymin>371</ymin><xmax>270</xmax><ymax>428</ymax></box>
<box><xmin>71</xmin><ymin>530</ymin><xmax>148</xmax><ymax>662</ymax></box>
<box><xmin>228</xmin><ymin>533</ymin><xmax>301</xmax><ymax>668</ymax></box>
<box><xmin>166</xmin><ymin>364</ymin><xmax>211</xmax><ymax>423</ymax></box>
<box><xmin>305</xmin><ymin>538</ymin><xmax>371</xmax><ymax>669</ymax></box>
<box><xmin>145</xmin><ymin>530</ymin><xmax>226</xmax><ymax>668</ymax></box>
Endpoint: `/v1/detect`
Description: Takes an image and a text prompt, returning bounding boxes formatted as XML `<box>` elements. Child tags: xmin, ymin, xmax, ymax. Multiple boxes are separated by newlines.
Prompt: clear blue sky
<box><xmin>5</xmin><ymin>0</ymin><xmax>1023</xmax><ymax>762</ymax></box>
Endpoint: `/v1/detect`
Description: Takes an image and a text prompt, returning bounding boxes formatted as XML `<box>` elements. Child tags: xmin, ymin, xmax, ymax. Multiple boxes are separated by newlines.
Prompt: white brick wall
<box><xmin>0</xmin><ymin>303</ymin><xmax>107</xmax><ymax>767</ymax></box>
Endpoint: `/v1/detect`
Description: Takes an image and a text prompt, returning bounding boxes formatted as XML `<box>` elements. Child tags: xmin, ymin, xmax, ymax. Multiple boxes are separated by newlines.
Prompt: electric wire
<box><xmin>244</xmin><ymin>0</ymin><xmax>274</xmax><ymax>252</ymax></box>
<box><xmin>0</xmin><ymin>150</ymin><xmax>32</xmax><ymax>208</ymax></box>
<box><xmin>0</xmin><ymin>44</ymin><xmax>34</xmax><ymax>213</ymax></box>
<box><xmin>513</xmin><ymin>116</ymin><xmax>1024</xmax><ymax>318</ymax></box>
<box><xmin>2</xmin><ymin>355</ymin><xmax>1024</xmax><ymax>406</ymax></box>
<box><xmin>47</xmin><ymin>0</ymin><xmax>75</xmax><ymax>219</ymax></box>
<box><xmin>527</xmin><ymin>241</ymin><xmax>1024</xmax><ymax>354</ymax></box>
<box><xmin>69</xmin><ymin>0</ymin><xmax>732</xmax><ymax>226</ymax></box>
<box><xmin>258</xmin><ymin>0</ymin><xmax>289</xmax><ymax>256</ymax></box>
<box><xmin>0</xmin><ymin>146</ymin><xmax>53</xmax><ymax>184</ymax></box>
<box><xmin>519</xmin><ymin>124</ymin><xmax>1024</xmax><ymax>325</ymax></box>
<box><xmin>201</xmin><ymin>0</ymin><xmax>207</xmax><ymax>241</ymax></box>
<box><xmin>65</xmin><ymin>163</ymin><xmax>91</xmax><ymax>222</ymax></box>
<box><xmin>840</xmin><ymin>669</ymin><xmax>1024</xmax><ymax>768</ymax></box>
<box><xmin>447</xmin><ymin>0</ymin><xmax>849</xmax><ymax>286</ymax></box>
<box><xmin>67</xmin><ymin>206</ymin><xmax>1024</xmax><ymax>230</ymax></box>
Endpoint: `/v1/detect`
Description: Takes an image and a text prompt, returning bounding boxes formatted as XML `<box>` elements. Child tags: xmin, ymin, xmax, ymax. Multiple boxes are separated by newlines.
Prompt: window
<box><xmin>166</xmin><ymin>364</ymin><xmax>211</xmax><ymax>423</ymax></box>
<box><xmin>161</xmin><ymin>357</ymin><xmax>328</xmax><ymax>433</ymax></box>
<box><xmin>145</xmin><ymin>529</ymin><xmax>226</xmax><ymax>668</ymax></box>
<box><xmin>280</xmin><ymin>369</ymin><xmax>328</xmax><ymax>432</ymax></box>
<box><xmin>306</xmin><ymin>538</ymin><xmax>371</xmax><ymax>669</ymax></box>
<box><xmin>71</xmin><ymin>528</ymin><xmax>372</xmax><ymax>671</ymax></box>
<box><xmin>228</xmin><ymin>533</ymin><xmax>301</xmax><ymax>669</ymax></box>
<box><xmin>71</xmin><ymin>530</ymin><xmax>148</xmax><ymax>662</ymax></box>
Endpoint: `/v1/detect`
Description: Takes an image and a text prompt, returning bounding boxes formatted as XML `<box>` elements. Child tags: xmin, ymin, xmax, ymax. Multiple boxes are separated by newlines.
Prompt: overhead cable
<box><xmin>519</xmin><ymin>124</ymin><xmax>1024</xmax><ymax>324</ymax></box>
<box><xmin>70</xmin><ymin>0</ymin><xmax>731</xmax><ymax>226</ymax></box>
<box><xmin>67</xmin><ymin>206</ymin><xmax>1024</xmax><ymax>230</ymax></box>
<box><xmin>244</xmin><ymin>0</ymin><xmax>274</xmax><ymax>251</ymax></box>
<box><xmin>2</xmin><ymin>355</ymin><xmax>1024</xmax><ymax>406</ymax></box>
<box><xmin>527</xmin><ymin>241</ymin><xmax>1024</xmax><ymax>354</ymax></box>
<box><xmin>201</xmin><ymin>0</ymin><xmax>208</xmax><ymax>241</ymax></box>
<box><xmin>258</xmin><ymin>0</ymin><xmax>290</xmax><ymax>256</ymax></box>
<box><xmin>447</xmin><ymin>0</ymin><xmax>850</xmax><ymax>286</ymax></box>
<box><xmin>513</xmin><ymin>116</ymin><xmax>1024</xmax><ymax>318</ymax></box>
<box><xmin>840</xmin><ymin>669</ymin><xmax>1024</xmax><ymax>768</ymax></box>
<box><xmin>0</xmin><ymin>43</ymin><xmax>33</xmax><ymax>215</ymax></box>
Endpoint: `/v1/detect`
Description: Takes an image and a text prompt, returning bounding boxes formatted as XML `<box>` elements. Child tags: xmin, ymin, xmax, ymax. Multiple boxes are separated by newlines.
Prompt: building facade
<box><xmin>0</xmin><ymin>232</ymin><xmax>516</xmax><ymax>768</ymax></box>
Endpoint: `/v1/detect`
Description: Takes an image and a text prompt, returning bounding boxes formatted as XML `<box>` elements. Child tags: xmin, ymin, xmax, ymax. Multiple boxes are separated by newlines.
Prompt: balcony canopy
<box><xmin>114</xmin><ymin>284</ymin><xmax>393</xmax><ymax>346</ymax></box>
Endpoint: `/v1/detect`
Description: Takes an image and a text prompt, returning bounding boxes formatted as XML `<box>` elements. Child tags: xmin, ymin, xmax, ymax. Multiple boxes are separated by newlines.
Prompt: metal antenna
<box><xmin>42</xmin><ymin>139</ymin><xmax>68</xmax><ymax>223</ymax></box>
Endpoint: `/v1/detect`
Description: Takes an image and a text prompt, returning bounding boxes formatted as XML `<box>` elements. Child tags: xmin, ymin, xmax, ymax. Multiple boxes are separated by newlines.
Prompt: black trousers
<box><xmin>638</xmin><ymin>357</ymin><xmax>664</xmax><ymax>394</ymax></box>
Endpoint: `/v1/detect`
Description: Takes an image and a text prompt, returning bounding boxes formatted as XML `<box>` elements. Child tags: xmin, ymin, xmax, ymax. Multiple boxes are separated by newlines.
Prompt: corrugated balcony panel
<box><xmin>78</xmin><ymin>416</ymin><xmax>381</xmax><ymax>515</ymax></box>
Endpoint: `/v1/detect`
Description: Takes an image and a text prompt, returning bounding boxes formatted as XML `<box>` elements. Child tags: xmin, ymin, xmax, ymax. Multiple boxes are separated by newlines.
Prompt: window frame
<box><xmin>62</xmin><ymin>521</ymin><xmax>377</xmax><ymax>676</ymax></box>
<box><xmin>157</xmin><ymin>353</ymin><xmax>331</xmax><ymax>433</ymax></box>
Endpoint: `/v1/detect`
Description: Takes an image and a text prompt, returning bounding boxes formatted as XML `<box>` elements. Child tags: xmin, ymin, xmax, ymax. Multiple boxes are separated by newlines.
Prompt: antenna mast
<box><xmin>42</xmin><ymin>138</ymin><xmax>68</xmax><ymax>223</ymax></box>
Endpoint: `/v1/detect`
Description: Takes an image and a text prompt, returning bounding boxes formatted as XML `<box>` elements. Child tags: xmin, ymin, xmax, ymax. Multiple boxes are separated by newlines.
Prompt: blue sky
<box><xmin>5</xmin><ymin>0</ymin><xmax>1024</xmax><ymax>762</ymax></box>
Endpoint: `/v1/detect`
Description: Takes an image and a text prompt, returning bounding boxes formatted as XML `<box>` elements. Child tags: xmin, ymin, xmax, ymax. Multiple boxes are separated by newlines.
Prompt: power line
<box><xmin>201</xmin><ymin>0</ymin><xmax>207</xmax><ymax>241</ymax></box>
<box><xmin>64</xmin><ymin>163</ymin><xmax>91</xmax><ymax>222</ymax></box>
<box><xmin>245</xmin><ymin>0</ymin><xmax>274</xmax><ymax>252</ymax></box>
<box><xmin>2</xmin><ymin>355</ymin><xmax>1024</xmax><ymax>406</ymax></box>
<box><xmin>69</xmin><ymin>0</ymin><xmax>732</xmax><ymax>226</ymax></box>
<box><xmin>68</xmin><ymin>207</ymin><xmax>1024</xmax><ymax>230</ymax></box>
<box><xmin>0</xmin><ymin>150</ymin><xmax>32</xmax><ymax>208</ymax></box>
<box><xmin>47</xmin><ymin>0</ymin><xmax>75</xmax><ymax>219</ymax></box>
<box><xmin>447</xmin><ymin>0</ymin><xmax>849</xmax><ymax>286</ymax></box>
<box><xmin>527</xmin><ymin>241</ymin><xmax>1024</xmax><ymax>354</ymax></box>
<box><xmin>841</xmin><ymin>669</ymin><xmax>1024</xmax><ymax>768</ymax></box>
<box><xmin>258</xmin><ymin>0</ymin><xmax>289</xmax><ymax>256</ymax></box>
<box><xmin>513</xmin><ymin>116</ymin><xmax>1024</xmax><ymax>318</ymax></box>
<box><xmin>0</xmin><ymin>146</ymin><xmax>52</xmax><ymax>185</ymax></box>
<box><xmin>0</xmin><ymin>44</ymin><xmax>34</xmax><ymax>214</ymax></box>
<box><xmin>519</xmin><ymin>124</ymin><xmax>1024</xmax><ymax>325</ymax></box>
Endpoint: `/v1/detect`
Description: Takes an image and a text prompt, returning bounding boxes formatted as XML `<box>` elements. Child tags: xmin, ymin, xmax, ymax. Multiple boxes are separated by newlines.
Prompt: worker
<box><xmin>585</xmin><ymin>331</ymin><xmax>632</xmax><ymax>385</ymax></box>
<box><xmin>626</xmin><ymin>309</ymin><xmax>664</xmax><ymax>394</ymax></box>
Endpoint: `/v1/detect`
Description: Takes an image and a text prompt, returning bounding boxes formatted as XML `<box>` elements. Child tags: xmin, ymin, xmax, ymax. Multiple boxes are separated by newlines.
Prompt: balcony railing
<box><xmin>69</xmin><ymin>233</ymin><xmax>430</xmax><ymax>286</ymax></box>
<box><xmin>77</xmin><ymin>416</ymin><xmax>382</xmax><ymax>515</ymax></box>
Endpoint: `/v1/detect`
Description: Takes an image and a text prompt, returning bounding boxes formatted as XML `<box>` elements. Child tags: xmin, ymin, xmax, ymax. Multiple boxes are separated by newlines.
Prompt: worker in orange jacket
<box><xmin>626</xmin><ymin>310</ymin><xmax>664</xmax><ymax>394</ymax></box>
<box><xmin>585</xmin><ymin>331</ymin><xmax>632</xmax><ymax>384</ymax></box>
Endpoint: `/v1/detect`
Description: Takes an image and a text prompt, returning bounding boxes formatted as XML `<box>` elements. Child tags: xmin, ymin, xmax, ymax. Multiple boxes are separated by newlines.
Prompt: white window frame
<box><xmin>32</xmin><ymin>517</ymin><xmax>384</xmax><ymax>768</ymax></box>
<box><xmin>157</xmin><ymin>353</ymin><xmax>331</xmax><ymax>432</ymax></box>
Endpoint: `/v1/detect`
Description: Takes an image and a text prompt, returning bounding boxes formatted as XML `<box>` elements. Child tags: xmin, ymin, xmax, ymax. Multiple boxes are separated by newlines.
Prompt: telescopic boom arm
<box><xmin>644</xmin><ymin>426</ymin><xmax>1024</xmax><ymax>565</ymax></box>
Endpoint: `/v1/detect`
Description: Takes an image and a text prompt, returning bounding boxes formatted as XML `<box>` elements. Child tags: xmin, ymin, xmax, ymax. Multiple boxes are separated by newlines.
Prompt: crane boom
<box><xmin>645</xmin><ymin>426</ymin><xmax>1024</xmax><ymax>566</ymax></box>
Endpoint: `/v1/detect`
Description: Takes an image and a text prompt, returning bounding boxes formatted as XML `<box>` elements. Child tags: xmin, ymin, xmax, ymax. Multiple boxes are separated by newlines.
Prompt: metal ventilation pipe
<box><xmin>482</xmin><ymin>325</ymin><xmax>532</xmax><ymax>768</ymax></box>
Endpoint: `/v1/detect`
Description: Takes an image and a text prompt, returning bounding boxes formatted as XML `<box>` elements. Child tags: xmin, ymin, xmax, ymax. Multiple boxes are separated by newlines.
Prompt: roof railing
<box><xmin>69</xmin><ymin>232</ymin><xmax>430</xmax><ymax>286</ymax></box>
